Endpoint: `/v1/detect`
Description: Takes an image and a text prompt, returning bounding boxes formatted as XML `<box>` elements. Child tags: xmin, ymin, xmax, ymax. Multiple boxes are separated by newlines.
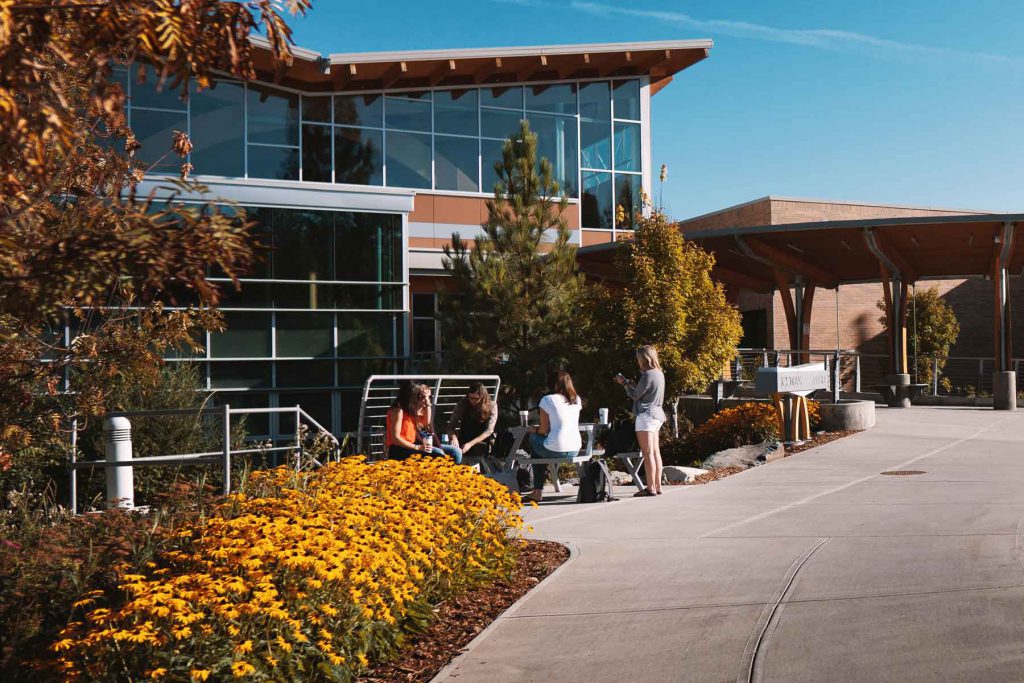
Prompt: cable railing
<box><xmin>729</xmin><ymin>348</ymin><xmax>1019</xmax><ymax>397</ymax></box>
<box><xmin>67</xmin><ymin>403</ymin><xmax>340</xmax><ymax>514</ymax></box>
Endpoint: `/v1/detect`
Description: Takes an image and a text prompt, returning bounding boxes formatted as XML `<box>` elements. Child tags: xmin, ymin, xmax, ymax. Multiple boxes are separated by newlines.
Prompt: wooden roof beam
<box><xmin>472</xmin><ymin>56</ymin><xmax>503</xmax><ymax>84</ymax></box>
<box><xmin>712</xmin><ymin>267</ymin><xmax>774</xmax><ymax>293</ymax></box>
<box><xmin>428</xmin><ymin>59</ymin><xmax>457</xmax><ymax>86</ymax></box>
<box><xmin>737</xmin><ymin>236</ymin><xmax>839</xmax><ymax>289</ymax></box>
<box><xmin>380</xmin><ymin>60</ymin><xmax>408</xmax><ymax>89</ymax></box>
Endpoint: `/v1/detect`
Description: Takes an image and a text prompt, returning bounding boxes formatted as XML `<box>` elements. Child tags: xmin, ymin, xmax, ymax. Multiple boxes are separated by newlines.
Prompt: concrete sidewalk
<box><xmin>435</xmin><ymin>407</ymin><xmax>1024</xmax><ymax>682</ymax></box>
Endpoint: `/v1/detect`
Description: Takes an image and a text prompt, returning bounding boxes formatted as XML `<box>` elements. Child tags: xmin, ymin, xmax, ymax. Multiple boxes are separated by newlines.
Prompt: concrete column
<box><xmin>993</xmin><ymin>371</ymin><xmax>1017</xmax><ymax>411</ymax></box>
<box><xmin>104</xmin><ymin>416</ymin><xmax>134</xmax><ymax>509</ymax></box>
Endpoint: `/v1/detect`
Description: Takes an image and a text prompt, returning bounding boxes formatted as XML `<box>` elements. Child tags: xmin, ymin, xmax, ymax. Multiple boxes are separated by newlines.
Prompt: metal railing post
<box><xmin>854</xmin><ymin>354</ymin><xmax>861</xmax><ymax>394</ymax></box>
<box><xmin>295</xmin><ymin>405</ymin><xmax>303</xmax><ymax>470</ymax></box>
<box><xmin>978</xmin><ymin>359</ymin><xmax>984</xmax><ymax>393</ymax></box>
<box><xmin>832</xmin><ymin>351</ymin><xmax>841</xmax><ymax>404</ymax></box>
<box><xmin>222</xmin><ymin>403</ymin><xmax>231</xmax><ymax>495</ymax></box>
<box><xmin>69</xmin><ymin>417</ymin><xmax>78</xmax><ymax>515</ymax></box>
<box><xmin>761</xmin><ymin>350</ymin><xmax>769</xmax><ymax>369</ymax></box>
<box><xmin>932</xmin><ymin>357</ymin><xmax>939</xmax><ymax>395</ymax></box>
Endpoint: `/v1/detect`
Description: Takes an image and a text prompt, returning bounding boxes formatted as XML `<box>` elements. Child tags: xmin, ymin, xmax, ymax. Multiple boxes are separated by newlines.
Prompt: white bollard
<box><xmin>104</xmin><ymin>416</ymin><xmax>134</xmax><ymax>509</ymax></box>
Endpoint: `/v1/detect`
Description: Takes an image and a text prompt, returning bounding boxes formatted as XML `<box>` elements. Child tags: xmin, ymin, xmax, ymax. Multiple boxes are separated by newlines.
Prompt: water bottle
<box><xmin>421</xmin><ymin>430</ymin><xmax>433</xmax><ymax>451</ymax></box>
<box><xmin>441</xmin><ymin>433</ymin><xmax>450</xmax><ymax>446</ymax></box>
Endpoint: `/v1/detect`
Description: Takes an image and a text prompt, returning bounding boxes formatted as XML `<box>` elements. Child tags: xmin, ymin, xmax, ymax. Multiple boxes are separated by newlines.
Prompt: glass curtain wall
<box><xmin>172</xmin><ymin>207</ymin><xmax>403</xmax><ymax>440</ymax></box>
<box><xmin>121</xmin><ymin>66</ymin><xmax>644</xmax><ymax>232</ymax></box>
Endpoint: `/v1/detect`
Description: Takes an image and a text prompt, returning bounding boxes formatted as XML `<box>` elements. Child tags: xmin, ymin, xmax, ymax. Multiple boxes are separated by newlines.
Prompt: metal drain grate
<box><xmin>880</xmin><ymin>470</ymin><xmax>926</xmax><ymax>476</ymax></box>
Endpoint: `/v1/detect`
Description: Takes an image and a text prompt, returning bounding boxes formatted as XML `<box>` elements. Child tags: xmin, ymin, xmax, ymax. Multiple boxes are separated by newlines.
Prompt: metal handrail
<box><xmin>68</xmin><ymin>404</ymin><xmax>339</xmax><ymax>513</ymax></box>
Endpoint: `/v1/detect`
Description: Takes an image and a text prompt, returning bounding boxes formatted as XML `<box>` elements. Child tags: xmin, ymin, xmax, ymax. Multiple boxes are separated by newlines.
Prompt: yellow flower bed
<box><xmin>53</xmin><ymin>456</ymin><xmax>523</xmax><ymax>681</ymax></box>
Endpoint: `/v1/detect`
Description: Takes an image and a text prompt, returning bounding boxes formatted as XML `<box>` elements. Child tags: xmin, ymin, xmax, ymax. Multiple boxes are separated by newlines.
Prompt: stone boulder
<box><xmin>662</xmin><ymin>466</ymin><xmax>708</xmax><ymax>483</ymax></box>
<box><xmin>701</xmin><ymin>441</ymin><xmax>784</xmax><ymax>470</ymax></box>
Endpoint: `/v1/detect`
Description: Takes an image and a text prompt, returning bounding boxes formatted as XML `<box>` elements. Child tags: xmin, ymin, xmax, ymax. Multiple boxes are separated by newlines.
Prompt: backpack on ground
<box><xmin>577</xmin><ymin>459</ymin><xmax>617</xmax><ymax>503</ymax></box>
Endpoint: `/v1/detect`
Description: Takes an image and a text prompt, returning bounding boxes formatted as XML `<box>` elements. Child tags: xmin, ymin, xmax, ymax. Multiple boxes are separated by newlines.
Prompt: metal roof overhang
<box><xmin>576</xmin><ymin>213</ymin><xmax>1024</xmax><ymax>293</ymax></box>
<box><xmin>248</xmin><ymin>37</ymin><xmax>712</xmax><ymax>94</ymax></box>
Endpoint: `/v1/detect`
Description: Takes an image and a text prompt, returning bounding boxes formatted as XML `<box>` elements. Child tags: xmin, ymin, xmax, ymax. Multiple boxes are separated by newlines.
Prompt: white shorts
<box><xmin>635</xmin><ymin>415</ymin><xmax>664</xmax><ymax>433</ymax></box>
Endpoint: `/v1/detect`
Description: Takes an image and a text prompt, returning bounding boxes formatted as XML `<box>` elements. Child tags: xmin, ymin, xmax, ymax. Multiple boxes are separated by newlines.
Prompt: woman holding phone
<box><xmin>614</xmin><ymin>345</ymin><xmax>666</xmax><ymax>496</ymax></box>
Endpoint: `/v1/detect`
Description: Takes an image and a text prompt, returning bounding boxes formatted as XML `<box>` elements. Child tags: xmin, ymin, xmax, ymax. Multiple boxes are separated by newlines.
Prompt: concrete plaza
<box><xmin>436</xmin><ymin>407</ymin><xmax>1024</xmax><ymax>682</ymax></box>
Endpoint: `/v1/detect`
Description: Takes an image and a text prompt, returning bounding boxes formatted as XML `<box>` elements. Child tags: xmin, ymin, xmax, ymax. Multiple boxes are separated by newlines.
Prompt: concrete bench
<box><xmin>871</xmin><ymin>382</ymin><xmax>928</xmax><ymax>408</ymax></box>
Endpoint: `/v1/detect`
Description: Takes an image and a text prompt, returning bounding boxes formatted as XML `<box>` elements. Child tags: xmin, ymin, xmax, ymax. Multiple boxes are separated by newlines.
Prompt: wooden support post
<box><xmin>800</xmin><ymin>396</ymin><xmax>811</xmax><ymax>440</ymax></box>
<box><xmin>772</xmin><ymin>392</ymin><xmax>786</xmax><ymax>440</ymax></box>
<box><xmin>800</xmin><ymin>283</ymin><xmax>816</xmax><ymax>365</ymax></box>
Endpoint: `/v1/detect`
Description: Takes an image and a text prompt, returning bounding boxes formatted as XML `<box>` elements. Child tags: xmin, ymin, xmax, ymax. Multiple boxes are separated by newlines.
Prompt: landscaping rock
<box><xmin>662</xmin><ymin>466</ymin><xmax>708</xmax><ymax>483</ymax></box>
<box><xmin>701</xmin><ymin>441</ymin><xmax>784</xmax><ymax>470</ymax></box>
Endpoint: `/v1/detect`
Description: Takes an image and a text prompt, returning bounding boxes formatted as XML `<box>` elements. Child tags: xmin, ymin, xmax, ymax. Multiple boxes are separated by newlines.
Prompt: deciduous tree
<box><xmin>878</xmin><ymin>286</ymin><xmax>960</xmax><ymax>391</ymax></box>
<box><xmin>0</xmin><ymin>1</ymin><xmax>309</xmax><ymax>456</ymax></box>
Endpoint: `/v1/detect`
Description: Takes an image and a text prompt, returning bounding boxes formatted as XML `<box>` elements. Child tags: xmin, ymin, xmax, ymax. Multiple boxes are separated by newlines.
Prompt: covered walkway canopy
<box><xmin>577</xmin><ymin>213</ymin><xmax>1024</xmax><ymax>407</ymax></box>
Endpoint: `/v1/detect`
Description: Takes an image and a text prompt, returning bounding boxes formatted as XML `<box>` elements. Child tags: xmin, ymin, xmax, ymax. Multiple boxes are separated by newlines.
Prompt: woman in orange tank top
<box><xmin>385</xmin><ymin>381</ymin><xmax>424</xmax><ymax>460</ymax></box>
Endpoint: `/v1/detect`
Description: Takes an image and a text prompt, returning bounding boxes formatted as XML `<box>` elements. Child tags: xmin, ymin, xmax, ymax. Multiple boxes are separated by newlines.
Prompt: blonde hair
<box><xmin>636</xmin><ymin>345</ymin><xmax>661</xmax><ymax>371</ymax></box>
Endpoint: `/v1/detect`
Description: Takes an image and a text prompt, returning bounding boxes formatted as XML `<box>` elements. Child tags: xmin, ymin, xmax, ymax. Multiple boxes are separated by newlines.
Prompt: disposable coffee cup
<box><xmin>599</xmin><ymin>408</ymin><xmax>609</xmax><ymax>425</ymax></box>
<box><xmin>422</xmin><ymin>435</ymin><xmax>433</xmax><ymax>450</ymax></box>
<box><xmin>518</xmin><ymin>410</ymin><xmax>529</xmax><ymax>427</ymax></box>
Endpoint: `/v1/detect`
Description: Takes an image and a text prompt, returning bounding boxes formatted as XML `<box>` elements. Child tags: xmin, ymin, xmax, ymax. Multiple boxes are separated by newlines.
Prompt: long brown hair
<box><xmin>391</xmin><ymin>381</ymin><xmax>419</xmax><ymax>417</ymax></box>
<box><xmin>547</xmin><ymin>369</ymin><xmax>579</xmax><ymax>405</ymax></box>
<box><xmin>466</xmin><ymin>382</ymin><xmax>494</xmax><ymax>422</ymax></box>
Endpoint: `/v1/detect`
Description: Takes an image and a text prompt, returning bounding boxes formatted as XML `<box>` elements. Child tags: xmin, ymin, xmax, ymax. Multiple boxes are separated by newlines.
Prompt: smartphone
<box><xmin>614</xmin><ymin>372</ymin><xmax>627</xmax><ymax>382</ymax></box>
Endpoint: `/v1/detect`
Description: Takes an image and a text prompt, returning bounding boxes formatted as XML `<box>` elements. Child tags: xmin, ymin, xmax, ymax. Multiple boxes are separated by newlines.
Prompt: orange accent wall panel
<box><xmin>582</xmin><ymin>230</ymin><xmax>614</xmax><ymax>246</ymax></box>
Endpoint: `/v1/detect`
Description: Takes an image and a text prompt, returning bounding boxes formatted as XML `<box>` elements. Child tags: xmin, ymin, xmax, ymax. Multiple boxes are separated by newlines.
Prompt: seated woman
<box><xmin>385</xmin><ymin>381</ymin><xmax>430</xmax><ymax>461</ymax></box>
<box><xmin>525</xmin><ymin>369</ymin><xmax>582</xmax><ymax>502</ymax></box>
<box><xmin>445</xmin><ymin>382</ymin><xmax>498</xmax><ymax>462</ymax></box>
<box><xmin>413</xmin><ymin>383</ymin><xmax>462</xmax><ymax>464</ymax></box>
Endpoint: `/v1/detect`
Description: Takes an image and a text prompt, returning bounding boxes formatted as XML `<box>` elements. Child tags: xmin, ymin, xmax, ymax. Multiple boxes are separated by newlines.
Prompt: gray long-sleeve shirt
<box><xmin>624</xmin><ymin>369</ymin><xmax>667</xmax><ymax>422</ymax></box>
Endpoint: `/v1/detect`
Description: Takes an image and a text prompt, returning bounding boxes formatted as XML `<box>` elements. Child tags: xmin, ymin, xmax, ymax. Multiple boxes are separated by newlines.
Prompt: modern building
<box><xmin>123</xmin><ymin>39</ymin><xmax>713</xmax><ymax>439</ymax></box>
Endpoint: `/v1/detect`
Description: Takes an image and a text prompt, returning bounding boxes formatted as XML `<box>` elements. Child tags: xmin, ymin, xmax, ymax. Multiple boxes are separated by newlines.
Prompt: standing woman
<box><xmin>615</xmin><ymin>345</ymin><xmax>666</xmax><ymax>496</ymax></box>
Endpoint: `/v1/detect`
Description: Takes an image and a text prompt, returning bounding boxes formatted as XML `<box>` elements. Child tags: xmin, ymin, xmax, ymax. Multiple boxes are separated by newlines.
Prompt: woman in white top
<box><xmin>525</xmin><ymin>369</ymin><xmax>582</xmax><ymax>502</ymax></box>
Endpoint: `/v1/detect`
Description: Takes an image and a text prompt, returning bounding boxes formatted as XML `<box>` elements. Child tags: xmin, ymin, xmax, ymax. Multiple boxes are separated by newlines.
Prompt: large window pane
<box><xmin>247</xmin><ymin>84</ymin><xmax>299</xmax><ymax>146</ymax></box>
<box><xmin>273</xmin><ymin>282</ymin><xmax>335</xmax><ymax>310</ymax></box>
<box><xmin>210</xmin><ymin>362</ymin><xmax>271</xmax><ymax>389</ymax></box>
<box><xmin>579</xmin><ymin>81</ymin><xmax>611</xmax><ymax>121</ymax></box>
<box><xmin>580</xmin><ymin>121</ymin><xmax>611</xmax><ymax>170</ymax></box>
<box><xmin>335</xmin><ymin>94</ymin><xmax>383</xmax><ymax>127</ymax></box>
<box><xmin>338</xmin><ymin>313</ymin><xmax>397</xmax><ymax>356</ymax></box>
<box><xmin>330</xmin><ymin>283</ymin><xmax>401</xmax><ymax>309</ymax></box>
<box><xmin>247</xmin><ymin>145</ymin><xmax>298</xmax><ymax>180</ymax></box>
<box><xmin>132</xmin><ymin>109</ymin><xmax>187</xmax><ymax>171</ymax></box>
<box><xmin>130</xmin><ymin>63</ymin><xmax>186</xmax><ymax>111</ymax></box>
<box><xmin>615</xmin><ymin>174</ymin><xmax>641</xmax><ymax>230</ymax></box>
<box><xmin>434</xmin><ymin>89</ymin><xmax>478</xmax><ymax>136</ymax></box>
<box><xmin>613</xmin><ymin>79</ymin><xmax>641</xmax><ymax>121</ymax></box>
<box><xmin>302</xmin><ymin>95</ymin><xmax>331</xmax><ymax>123</ymax></box>
<box><xmin>276</xmin><ymin>361</ymin><xmax>334</xmax><ymax>388</ymax></box>
<box><xmin>217</xmin><ymin>391</ymin><xmax>269</xmax><ymax>437</ymax></box>
<box><xmin>481</xmin><ymin>86</ymin><xmax>523</xmax><ymax>109</ymax></box>
<box><xmin>335</xmin><ymin>213</ymin><xmax>403</xmax><ymax>282</ymax></box>
<box><xmin>335</xmin><ymin>127</ymin><xmax>383</xmax><ymax>185</ymax></box>
<box><xmin>481</xmin><ymin>138</ymin><xmax>506</xmax><ymax>193</ymax></box>
<box><xmin>581</xmin><ymin>171</ymin><xmax>613</xmax><ymax>229</ymax></box>
<box><xmin>434</xmin><ymin>135</ymin><xmax>479</xmax><ymax>192</ymax></box>
<box><xmin>278</xmin><ymin>391</ymin><xmax>332</xmax><ymax>434</ymax></box>
<box><xmin>190</xmin><ymin>81</ymin><xmax>244</xmax><ymax>177</ymax></box>
<box><xmin>211</xmin><ymin>312</ymin><xmax>271</xmax><ymax>358</ymax></box>
<box><xmin>384</xmin><ymin>92</ymin><xmax>431</xmax><ymax>132</ymax></box>
<box><xmin>276</xmin><ymin>313</ymin><xmax>333</xmax><ymax>358</ymax></box>
<box><xmin>302</xmin><ymin>124</ymin><xmax>332</xmax><ymax>182</ymax></box>
<box><xmin>614</xmin><ymin>121</ymin><xmax>641</xmax><ymax>172</ymax></box>
<box><xmin>526</xmin><ymin>83</ymin><xmax>576</xmax><ymax>115</ymax></box>
<box><xmin>385</xmin><ymin>131</ymin><xmax>430</xmax><ymax>189</ymax></box>
<box><xmin>272</xmin><ymin>209</ymin><xmax>333</xmax><ymax>281</ymax></box>
<box><xmin>413</xmin><ymin>318</ymin><xmax>437</xmax><ymax>355</ymax></box>
<box><xmin>481</xmin><ymin>109</ymin><xmax>523</xmax><ymax>140</ymax></box>
<box><xmin>529</xmin><ymin>113</ymin><xmax>578</xmax><ymax>197</ymax></box>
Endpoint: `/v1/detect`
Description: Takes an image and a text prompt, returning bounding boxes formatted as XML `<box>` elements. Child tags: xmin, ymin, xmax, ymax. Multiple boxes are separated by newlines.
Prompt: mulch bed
<box><xmin>359</xmin><ymin>539</ymin><xmax>569</xmax><ymax>682</ymax></box>
<box><xmin>785</xmin><ymin>429</ymin><xmax>856</xmax><ymax>455</ymax></box>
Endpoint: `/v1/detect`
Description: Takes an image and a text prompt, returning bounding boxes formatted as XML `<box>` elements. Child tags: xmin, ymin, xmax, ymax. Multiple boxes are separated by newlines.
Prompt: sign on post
<box><xmin>755</xmin><ymin>363</ymin><xmax>828</xmax><ymax>443</ymax></box>
<box><xmin>755</xmin><ymin>363</ymin><xmax>830</xmax><ymax>397</ymax></box>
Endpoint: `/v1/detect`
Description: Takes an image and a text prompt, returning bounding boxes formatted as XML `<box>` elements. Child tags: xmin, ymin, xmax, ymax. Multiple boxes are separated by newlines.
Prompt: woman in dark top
<box><xmin>615</xmin><ymin>345</ymin><xmax>667</xmax><ymax>496</ymax></box>
<box><xmin>445</xmin><ymin>382</ymin><xmax>498</xmax><ymax>460</ymax></box>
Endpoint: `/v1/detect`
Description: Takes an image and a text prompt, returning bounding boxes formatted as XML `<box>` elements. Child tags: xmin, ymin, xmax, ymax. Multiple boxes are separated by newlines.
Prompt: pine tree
<box><xmin>439</xmin><ymin>120</ymin><xmax>583</xmax><ymax>412</ymax></box>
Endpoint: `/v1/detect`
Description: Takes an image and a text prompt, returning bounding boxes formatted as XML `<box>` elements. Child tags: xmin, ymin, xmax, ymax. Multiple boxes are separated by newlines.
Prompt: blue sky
<box><xmin>287</xmin><ymin>0</ymin><xmax>1024</xmax><ymax>219</ymax></box>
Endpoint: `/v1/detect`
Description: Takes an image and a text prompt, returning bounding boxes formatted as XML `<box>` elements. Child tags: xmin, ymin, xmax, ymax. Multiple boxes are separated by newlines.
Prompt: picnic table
<box><xmin>498</xmin><ymin>424</ymin><xmax>598</xmax><ymax>492</ymax></box>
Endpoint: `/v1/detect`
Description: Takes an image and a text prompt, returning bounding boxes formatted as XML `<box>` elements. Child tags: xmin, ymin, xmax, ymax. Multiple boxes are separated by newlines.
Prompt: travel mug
<box><xmin>599</xmin><ymin>408</ymin><xmax>609</xmax><ymax>425</ymax></box>
<box><xmin>519</xmin><ymin>410</ymin><xmax>529</xmax><ymax>427</ymax></box>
